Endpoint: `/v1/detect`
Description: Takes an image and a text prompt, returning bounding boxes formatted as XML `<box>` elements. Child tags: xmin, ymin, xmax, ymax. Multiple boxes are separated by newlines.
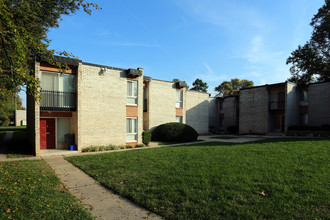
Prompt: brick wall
<box><xmin>77</xmin><ymin>64</ymin><xmax>131</xmax><ymax>148</ymax></box>
<box><xmin>27</xmin><ymin>61</ymin><xmax>40</xmax><ymax>156</ymax></box>
<box><xmin>15</xmin><ymin>110</ymin><xmax>26</xmax><ymax>126</ymax></box>
<box><xmin>186</xmin><ymin>90</ymin><xmax>210</xmax><ymax>134</ymax></box>
<box><xmin>148</xmin><ymin>79</ymin><xmax>178</xmax><ymax>131</ymax></box>
<box><xmin>239</xmin><ymin>87</ymin><xmax>268</xmax><ymax>134</ymax></box>
<box><xmin>308</xmin><ymin>82</ymin><xmax>330</xmax><ymax>126</ymax></box>
<box><xmin>223</xmin><ymin>96</ymin><xmax>238</xmax><ymax>131</ymax></box>
<box><xmin>285</xmin><ymin>82</ymin><xmax>298</xmax><ymax>130</ymax></box>
<box><xmin>208</xmin><ymin>97</ymin><xmax>218</xmax><ymax>131</ymax></box>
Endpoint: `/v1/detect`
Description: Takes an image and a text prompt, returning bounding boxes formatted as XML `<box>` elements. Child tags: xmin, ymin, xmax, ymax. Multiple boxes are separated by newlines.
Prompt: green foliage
<box><xmin>142</xmin><ymin>130</ymin><xmax>151</xmax><ymax>146</ymax></box>
<box><xmin>0</xmin><ymin>160</ymin><xmax>93</xmax><ymax>219</ymax></box>
<box><xmin>68</xmin><ymin>139</ymin><xmax>330</xmax><ymax>219</ymax></box>
<box><xmin>227</xmin><ymin>125</ymin><xmax>239</xmax><ymax>134</ymax></box>
<box><xmin>190</xmin><ymin>78</ymin><xmax>208</xmax><ymax>93</ymax></box>
<box><xmin>0</xmin><ymin>92</ymin><xmax>24</xmax><ymax>126</ymax></box>
<box><xmin>151</xmin><ymin>122</ymin><xmax>198</xmax><ymax>142</ymax></box>
<box><xmin>0</xmin><ymin>0</ymin><xmax>100</xmax><ymax>100</ymax></box>
<box><xmin>287</xmin><ymin>1</ymin><xmax>330</xmax><ymax>84</ymax></box>
<box><xmin>215</xmin><ymin>78</ymin><xmax>254</xmax><ymax>97</ymax></box>
<box><xmin>81</xmin><ymin>143</ymin><xmax>147</xmax><ymax>152</ymax></box>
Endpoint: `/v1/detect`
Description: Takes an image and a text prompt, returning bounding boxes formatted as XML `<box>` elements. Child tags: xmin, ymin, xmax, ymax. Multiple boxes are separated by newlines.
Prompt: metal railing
<box><xmin>269</xmin><ymin>100</ymin><xmax>285</xmax><ymax>110</ymax></box>
<box><xmin>40</xmin><ymin>90</ymin><xmax>76</xmax><ymax>111</ymax></box>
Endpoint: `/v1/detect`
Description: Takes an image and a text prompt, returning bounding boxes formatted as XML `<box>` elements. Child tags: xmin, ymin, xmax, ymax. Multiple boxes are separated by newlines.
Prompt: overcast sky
<box><xmin>20</xmin><ymin>0</ymin><xmax>324</xmax><ymax>106</ymax></box>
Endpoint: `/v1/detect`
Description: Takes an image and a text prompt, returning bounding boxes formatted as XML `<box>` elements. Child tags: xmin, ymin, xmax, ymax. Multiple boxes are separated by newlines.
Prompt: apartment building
<box><xmin>28</xmin><ymin>57</ymin><xmax>213</xmax><ymax>156</ymax></box>
<box><xmin>214</xmin><ymin>81</ymin><xmax>330</xmax><ymax>135</ymax></box>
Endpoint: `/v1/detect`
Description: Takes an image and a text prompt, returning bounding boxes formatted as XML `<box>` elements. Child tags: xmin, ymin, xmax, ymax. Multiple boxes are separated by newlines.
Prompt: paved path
<box><xmin>43</xmin><ymin>156</ymin><xmax>161</xmax><ymax>220</ymax></box>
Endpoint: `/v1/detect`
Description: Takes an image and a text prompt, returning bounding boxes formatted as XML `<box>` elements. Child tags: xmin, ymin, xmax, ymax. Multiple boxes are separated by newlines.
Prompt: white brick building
<box><xmin>28</xmin><ymin>57</ymin><xmax>214</xmax><ymax>156</ymax></box>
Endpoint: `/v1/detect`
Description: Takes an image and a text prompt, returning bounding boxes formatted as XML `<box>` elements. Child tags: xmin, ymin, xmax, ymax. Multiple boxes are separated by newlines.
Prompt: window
<box><xmin>269</xmin><ymin>91</ymin><xmax>285</xmax><ymax>110</ymax></box>
<box><xmin>40</xmin><ymin>71</ymin><xmax>76</xmax><ymax>109</ymax></box>
<box><xmin>41</xmin><ymin>71</ymin><xmax>76</xmax><ymax>92</ymax></box>
<box><xmin>176</xmin><ymin>116</ymin><xmax>183</xmax><ymax>123</ymax></box>
<box><xmin>176</xmin><ymin>90</ymin><xmax>183</xmax><ymax>108</ymax></box>
<box><xmin>219</xmin><ymin>101</ymin><xmax>224</xmax><ymax>113</ymax></box>
<box><xmin>127</xmin><ymin>81</ymin><xmax>138</xmax><ymax>105</ymax></box>
<box><xmin>143</xmin><ymin>87</ymin><xmax>147</xmax><ymax>112</ymax></box>
<box><xmin>126</xmin><ymin>118</ymin><xmax>137</xmax><ymax>141</ymax></box>
<box><xmin>219</xmin><ymin>118</ymin><xmax>224</xmax><ymax>129</ymax></box>
<box><xmin>299</xmin><ymin>91</ymin><xmax>308</xmax><ymax>106</ymax></box>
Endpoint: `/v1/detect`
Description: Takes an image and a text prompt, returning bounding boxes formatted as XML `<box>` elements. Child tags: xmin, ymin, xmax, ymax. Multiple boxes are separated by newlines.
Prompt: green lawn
<box><xmin>0</xmin><ymin>160</ymin><xmax>93</xmax><ymax>219</ymax></box>
<box><xmin>67</xmin><ymin>139</ymin><xmax>330</xmax><ymax>219</ymax></box>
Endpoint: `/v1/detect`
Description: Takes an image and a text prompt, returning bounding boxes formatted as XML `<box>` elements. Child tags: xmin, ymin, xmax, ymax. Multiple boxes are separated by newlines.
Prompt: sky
<box><xmin>19</xmin><ymin>0</ymin><xmax>325</xmax><ymax>106</ymax></box>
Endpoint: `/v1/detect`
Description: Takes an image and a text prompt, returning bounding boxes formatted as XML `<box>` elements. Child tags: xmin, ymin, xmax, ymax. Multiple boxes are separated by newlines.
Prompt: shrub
<box><xmin>151</xmin><ymin>122</ymin><xmax>198</xmax><ymax>142</ymax></box>
<box><xmin>227</xmin><ymin>126</ymin><xmax>238</xmax><ymax>134</ymax></box>
<box><xmin>321</xmin><ymin>124</ymin><xmax>330</xmax><ymax>131</ymax></box>
<box><xmin>142</xmin><ymin>131</ymin><xmax>151</xmax><ymax>146</ymax></box>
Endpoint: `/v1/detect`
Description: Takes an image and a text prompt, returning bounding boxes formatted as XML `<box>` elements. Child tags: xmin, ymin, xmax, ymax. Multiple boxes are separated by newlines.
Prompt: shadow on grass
<box><xmin>0</xmin><ymin>127</ymin><xmax>33</xmax><ymax>158</ymax></box>
<box><xmin>174</xmin><ymin>137</ymin><xmax>330</xmax><ymax>148</ymax></box>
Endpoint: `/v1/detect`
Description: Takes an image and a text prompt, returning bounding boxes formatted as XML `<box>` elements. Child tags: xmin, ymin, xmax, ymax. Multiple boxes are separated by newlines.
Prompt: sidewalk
<box><xmin>43</xmin><ymin>156</ymin><xmax>161</xmax><ymax>220</ymax></box>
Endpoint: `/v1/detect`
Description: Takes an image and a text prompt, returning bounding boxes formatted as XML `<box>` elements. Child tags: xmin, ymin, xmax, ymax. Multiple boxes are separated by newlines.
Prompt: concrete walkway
<box><xmin>43</xmin><ymin>156</ymin><xmax>161</xmax><ymax>220</ymax></box>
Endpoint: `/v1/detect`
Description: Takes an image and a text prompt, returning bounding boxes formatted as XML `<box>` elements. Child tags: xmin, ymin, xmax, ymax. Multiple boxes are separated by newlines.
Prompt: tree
<box><xmin>0</xmin><ymin>0</ymin><xmax>100</xmax><ymax>100</ymax></box>
<box><xmin>286</xmin><ymin>1</ymin><xmax>330</xmax><ymax>84</ymax></box>
<box><xmin>0</xmin><ymin>92</ymin><xmax>24</xmax><ymax>126</ymax></box>
<box><xmin>215</xmin><ymin>78</ymin><xmax>254</xmax><ymax>97</ymax></box>
<box><xmin>190</xmin><ymin>78</ymin><xmax>208</xmax><ymax>92</ymax></box>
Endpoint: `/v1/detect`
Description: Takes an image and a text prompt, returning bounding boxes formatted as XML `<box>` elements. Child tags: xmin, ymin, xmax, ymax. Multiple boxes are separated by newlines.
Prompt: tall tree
<box><xmin>286</xmin><ymin>1</ymin><xmax>330</xmax><ymax>84</ymax></box>
<box><xmin>190</xmin><ymin>78</ymin><xmax>208</xmax><ymax>92</ymax></box>
<box><xmin>0</xmin><ymin>0</ymin><xmax>99</xmax><ymax>100</ymax></box>
<box><xmin>215</xmin><ymin>78</ymin><xmax>254</xmax><ymax>97</ymax></box>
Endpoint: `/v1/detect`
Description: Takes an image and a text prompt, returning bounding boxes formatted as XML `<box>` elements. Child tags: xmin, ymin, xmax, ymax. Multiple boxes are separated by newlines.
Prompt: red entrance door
<box><xmin>40</xmin><ymin>118</ymin><xmax>55</xmax><ymax>149</ymax></box>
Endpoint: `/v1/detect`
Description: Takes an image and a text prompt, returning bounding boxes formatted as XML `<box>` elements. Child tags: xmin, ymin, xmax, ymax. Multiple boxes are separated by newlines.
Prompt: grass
<box><xmin>67</xmin><ymin>138</ymin><xmax>330</xmax><ymax>219</ymax></box>
<box><xmin>0</xmin><ymin>160</ymin><xmax>93</xmax><ymax>219</ymax></box>
<box><xmin>156</xmin><ymin>139</ymin><xmax>202</xmax><ymax>145</ymax></box>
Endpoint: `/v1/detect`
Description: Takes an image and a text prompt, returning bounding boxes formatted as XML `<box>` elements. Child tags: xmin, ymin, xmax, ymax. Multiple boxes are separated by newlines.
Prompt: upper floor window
<box><xmin>269</xmin><ymin>91</ymin><xmax>285</xmax><ymax>110</ymax></box>
<box><xmin>219</xmin><ymin>101</ymin><xmax>224</xmax><ymax>113</ymax></box>
<box><xmin>41</xmin><ymin>71</ymin><xmax>76</xmax><ymax>92</ymax></box>
<box><xmin>127</xmin><ymin>80</ymin><xmax>138</xmax><ymax>105</ymax></box>
<box><xmin>143</xmin><ymin>86</ymin><xmax>147</xmax><ymax>112</ymax></box>
<box><xmin>299</xmin><ymin>91</ymin><xmax>308</xmax><ymax>106</ymax></box>
<box><xmin>176</xmin><ymin>90</ymin><xmax>183</xmax><ymax>108</ymax></box>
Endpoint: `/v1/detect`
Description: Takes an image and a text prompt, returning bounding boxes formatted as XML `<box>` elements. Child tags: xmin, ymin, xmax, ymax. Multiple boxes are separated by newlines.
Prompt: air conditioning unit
<box><xmin>126</xmin><ymin>69</ymin><xmax>142</xmax><ymax>78</ymax></box>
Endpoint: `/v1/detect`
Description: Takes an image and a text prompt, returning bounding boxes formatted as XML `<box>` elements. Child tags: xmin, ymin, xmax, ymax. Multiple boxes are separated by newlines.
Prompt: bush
<box><xmin>321</xmin><ymin>124</ymin><xmax>330</xmax><ymax>131</ymax></box>
<box><xmin>151</xmin><ymin>122</ymin><xmax>198</xmax><ymax>142</ymax></box>
<box><xmin>142</xmin><ymin>131</ymin><xmax>151</xmax><ymax>146</ymax></box>
<box><xmin>227</xmin><ymin>126</ymin><xmax>238</xmax><ymax>134</ymax></box>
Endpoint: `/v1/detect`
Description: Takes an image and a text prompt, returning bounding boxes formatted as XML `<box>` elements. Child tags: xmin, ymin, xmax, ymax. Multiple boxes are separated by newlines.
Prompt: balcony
<box><xmin>269</xmin><ymin>100</ymin><xmax>285</xmax><ymax>111</ymax></box>
<box><xmin>40</xmin><ymin>90</ymin><xmax>76</xmax><ymax>111</ymax></box>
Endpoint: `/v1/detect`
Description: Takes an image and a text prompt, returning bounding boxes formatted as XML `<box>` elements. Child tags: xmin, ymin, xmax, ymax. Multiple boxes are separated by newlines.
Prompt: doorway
<box><xmin>40</xmin><ymin>118</ymin><xmax>55</xmax><ymax>149</ymax></box>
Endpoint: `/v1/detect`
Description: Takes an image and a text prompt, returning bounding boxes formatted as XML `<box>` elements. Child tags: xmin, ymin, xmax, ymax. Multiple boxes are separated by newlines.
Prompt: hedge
<box><xmin>151</xmin><ymin>122</ymin><xmax>198</xmax><ymax>142</ymax></box>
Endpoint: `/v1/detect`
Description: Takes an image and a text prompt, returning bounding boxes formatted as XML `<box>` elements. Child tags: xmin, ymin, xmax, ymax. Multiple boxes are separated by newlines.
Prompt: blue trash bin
<box><xmin>70</xmin><ymin>145</ymin><xmax>77</xmax><ymax>151</ymax></box>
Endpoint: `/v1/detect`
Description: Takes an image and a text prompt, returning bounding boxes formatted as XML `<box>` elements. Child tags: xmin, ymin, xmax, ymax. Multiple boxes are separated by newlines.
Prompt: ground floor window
<box><xmin>126</xmin><ymin>117</ymin><xmax>137</xmax><ymax>141</ymax></box>
<box><xmin>176</xmin><ymin>116</ymin><xmax>183</xmax><ymax>123</ymax></box>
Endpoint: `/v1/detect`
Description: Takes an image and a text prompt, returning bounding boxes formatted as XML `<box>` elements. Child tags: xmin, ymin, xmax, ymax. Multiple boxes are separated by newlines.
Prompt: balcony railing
<box><xmin>269</xmin><ymin>100</ymin><xmax>285</xmax><ymax>111</ymax></box>
<box><xmin>40</xmin><ymin>90</ymin><xmax>76</xmax><ymax>111</ymax></box>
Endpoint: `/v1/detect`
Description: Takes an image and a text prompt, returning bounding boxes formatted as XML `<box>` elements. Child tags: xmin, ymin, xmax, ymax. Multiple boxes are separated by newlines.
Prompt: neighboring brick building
<box><xmin>28</xmin><ymin>57</ymin><xmax>214</xmax><ymax>156</ymax></box>
<box><xmin>15</xmin><ymin>109</ymin><xmax>26</xmax><ymax>126</ymax></box>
